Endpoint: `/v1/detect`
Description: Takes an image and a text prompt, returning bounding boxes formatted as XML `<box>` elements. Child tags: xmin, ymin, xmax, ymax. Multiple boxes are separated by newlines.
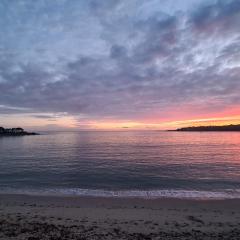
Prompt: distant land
<box><xmin>0</xmin><ymin>127</ymin><xmax>39</xmax><ymax>136</ymax></box>
<box><xmin>174</xmin><ymin>124</ymin><xmax>240</xmax><ymax>132</ymax></box>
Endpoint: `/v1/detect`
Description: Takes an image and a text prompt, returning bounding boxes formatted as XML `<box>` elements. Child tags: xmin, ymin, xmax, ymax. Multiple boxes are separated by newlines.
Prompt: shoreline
<box><xmin>1</xmin><ymin>188</ymin><xmax>240</xmax><ymax>200</ymax></box>
<box><xmin>2</xmin><ymin>192</ymin><xmax>240</xmax><ymax>201</ymax></box>
<box><xmin>1</xmin><ymin>193</ymin><xmax>240</xmax><ymax>239</ymax></box>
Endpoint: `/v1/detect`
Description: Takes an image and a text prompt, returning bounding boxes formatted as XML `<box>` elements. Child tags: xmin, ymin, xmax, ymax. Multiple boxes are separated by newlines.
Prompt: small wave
<box><xmin>1</xmin><ymin>188</ymin><xmax>240</xmax><ymax>200</ymax></box>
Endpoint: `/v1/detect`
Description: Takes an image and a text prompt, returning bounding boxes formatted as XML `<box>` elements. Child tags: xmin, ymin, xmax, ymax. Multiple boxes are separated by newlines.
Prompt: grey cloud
<box><xmin>0</xmin><ymin>0</ymin><xmax>239</xmax><ymax>122</ymax></box>
<box><xmin>110</xmin><ymin>45</ymin><xmax>128</xmax><ymax>59</ymax></box>
<box><xmin>190</xmin><ymin>0</ymin><xmax>240</xmax><ymax>36</ymax></box>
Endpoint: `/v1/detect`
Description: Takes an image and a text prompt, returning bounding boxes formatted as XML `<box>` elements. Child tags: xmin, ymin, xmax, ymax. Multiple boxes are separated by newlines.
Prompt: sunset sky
<box><xmin>0</xmin><ymin>0</ymin><xmax>240</xmax><ymax>130</ymax></box>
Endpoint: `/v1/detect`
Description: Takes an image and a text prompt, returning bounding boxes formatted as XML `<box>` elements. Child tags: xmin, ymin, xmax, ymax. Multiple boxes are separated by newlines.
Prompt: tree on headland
<box><xmin>175</xmin><ymin>124</ymin><xmax>240</xmax><ymax>131</ymax></box>
<box><xmin>0</xmin><ymin>127</ymin><xmax>38</xmax><ymax>136</ymax></box>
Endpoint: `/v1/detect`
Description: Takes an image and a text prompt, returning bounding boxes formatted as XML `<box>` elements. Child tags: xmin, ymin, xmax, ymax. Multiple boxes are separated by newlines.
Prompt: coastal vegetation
<box><xmin>0</xmin><ymin>127</ymin><xmax>38</xmax><ymax>136</ymax></box>
<box><xmin>175</xmin><ymin>124</ymin><xmax>240</xmax><ymax>131</ymax></box>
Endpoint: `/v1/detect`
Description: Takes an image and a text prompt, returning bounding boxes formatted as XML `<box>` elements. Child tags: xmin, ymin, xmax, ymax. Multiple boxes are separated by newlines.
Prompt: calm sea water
<box><xmin>0</xmin><ymin>131</ymin><xmax>240</xmax><ymax>199</ymax></box>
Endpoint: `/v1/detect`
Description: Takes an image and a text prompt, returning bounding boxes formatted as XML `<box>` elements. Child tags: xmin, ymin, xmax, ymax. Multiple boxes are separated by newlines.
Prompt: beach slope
<box><xmin>0</xmin><ymin>194</ymin><xmax>240</xmax><ymax>239</ymax></box>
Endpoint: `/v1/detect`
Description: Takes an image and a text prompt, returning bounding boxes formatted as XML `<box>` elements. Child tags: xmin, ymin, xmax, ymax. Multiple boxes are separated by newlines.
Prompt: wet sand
<box><xmin>0</xmin><ymin>194</ymin><xmax>240</xmax><ymax>239</ymax></box>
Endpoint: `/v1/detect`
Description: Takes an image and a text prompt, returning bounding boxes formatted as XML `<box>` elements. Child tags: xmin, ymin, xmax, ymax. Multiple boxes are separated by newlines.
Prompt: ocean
<box><xmin>0</xmin><ymin>131</ymin><xmax>240</xmax><ymax>199</ymax></box>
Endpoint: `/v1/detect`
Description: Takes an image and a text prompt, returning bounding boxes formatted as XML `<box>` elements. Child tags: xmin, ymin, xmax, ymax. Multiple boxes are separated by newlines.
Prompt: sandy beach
<box><xmin>0</xmin><ymin>194</ymin><xmax>239</xmax><ymax>239</ymax></box>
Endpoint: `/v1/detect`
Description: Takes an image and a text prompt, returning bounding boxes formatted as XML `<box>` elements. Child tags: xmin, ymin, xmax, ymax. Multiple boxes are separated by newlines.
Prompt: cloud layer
<box><xmin>0</xmin><ymin>0</ymin><xmax>239</xmax><ymax>128</ymax></box>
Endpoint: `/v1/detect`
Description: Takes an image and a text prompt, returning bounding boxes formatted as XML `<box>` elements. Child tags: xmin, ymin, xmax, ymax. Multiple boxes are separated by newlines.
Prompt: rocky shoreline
<box><xmin>1</xmin><ymin>218</ymin><xmax>240</xmax><ymax>240</ymax></box>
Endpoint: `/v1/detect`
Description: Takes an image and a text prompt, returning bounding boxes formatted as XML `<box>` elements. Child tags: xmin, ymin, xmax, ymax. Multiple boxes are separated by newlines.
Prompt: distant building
<box><xmin>12</xmin><ymin>128</ymin><xmax>24</xmax><ymax>133</ymax></box>
<box><xmin>5</xmin><ymin>128</ymin><xmax>12</xmax><ymax>133</ymax></box>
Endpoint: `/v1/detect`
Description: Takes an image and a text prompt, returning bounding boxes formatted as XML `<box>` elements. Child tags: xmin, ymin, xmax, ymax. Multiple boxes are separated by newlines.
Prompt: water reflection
<box><xmin>0</xmin><ymin>131</ymin><xmax>240</xmax><ymax>192</ymax></box>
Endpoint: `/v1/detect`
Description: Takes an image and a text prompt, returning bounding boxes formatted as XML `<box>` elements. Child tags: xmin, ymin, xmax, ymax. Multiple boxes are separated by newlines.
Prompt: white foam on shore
<box><xmin>1</xmin><ymin>188</ymin><xmax>240</xmax><ymax>200</ymax></box>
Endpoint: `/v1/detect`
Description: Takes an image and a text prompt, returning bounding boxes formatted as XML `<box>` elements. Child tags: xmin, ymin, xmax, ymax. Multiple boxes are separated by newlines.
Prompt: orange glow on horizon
<box><xmin>2</xmin><ymin>113</ymin><xmax>240</xmax><ymax>131</ymax></box>
<box><xmin>77</xmin><ymin>115</ymin><xmax>240</xmax><ymax>130</ymax></box>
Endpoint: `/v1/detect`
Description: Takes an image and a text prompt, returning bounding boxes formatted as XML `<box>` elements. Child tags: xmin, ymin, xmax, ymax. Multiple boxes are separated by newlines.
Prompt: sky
<box><xmin>0</xmin><ymin>0</ymin><xmax>240</xmax><ymax>130</ymax></box>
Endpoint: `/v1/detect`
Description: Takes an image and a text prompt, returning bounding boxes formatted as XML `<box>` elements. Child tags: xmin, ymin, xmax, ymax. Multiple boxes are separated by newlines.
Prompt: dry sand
<box><xmin>0</xmin><ymin>194</ymin><xmax>240</xmax><ymax>239</ymax></box>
